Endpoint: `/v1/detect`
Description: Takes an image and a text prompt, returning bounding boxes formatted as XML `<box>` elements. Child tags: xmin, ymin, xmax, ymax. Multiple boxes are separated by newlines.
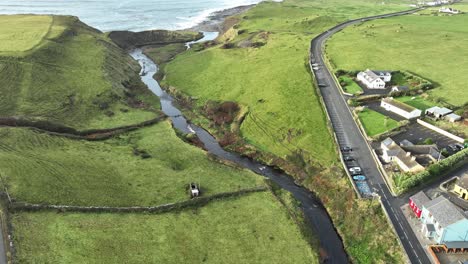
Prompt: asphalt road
<box><xmin>309</xmin><ymin>8</ymin><xmax>433</xmax><ymax>264</ymax></box>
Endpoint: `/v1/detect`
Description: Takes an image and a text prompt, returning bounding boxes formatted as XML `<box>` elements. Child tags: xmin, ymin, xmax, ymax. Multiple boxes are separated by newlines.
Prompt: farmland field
<box><xmin>0</xmin><ymin>15</ymin><xmax>56</xmax><ymax>55</ymax></box>
<box><xmin>326</xmin><ymin>5</ymin><xmax>468</xmax><ymax>106</ymax></box>
<box><xmin>11</xmin><ymin>192</ymin><xmax>318</xmax><ymax>264</ymax></box>
<box><xmin>0</xmin><ymin>122</ymin><xmax>262</xmax><ymax>206</ymax></box>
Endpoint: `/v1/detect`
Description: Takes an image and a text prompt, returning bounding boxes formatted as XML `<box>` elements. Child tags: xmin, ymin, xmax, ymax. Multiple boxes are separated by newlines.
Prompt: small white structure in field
<box><xmin>439</xmin><ymin>7</ymin><xmax>460</xmax><ymax>14</ymax></box>
<box><xmin>425</xmin><ymin>106</ymin><xmax>453</xmax><ymax>119</ymax></box>
<box><xmin>357</xmin><ymin>69</ymin><xmax>392</xmax><ymax>89</ymax></box>
<box><xmin>381</xmin><ymin>97</ymin><xmax>422</xmax><ymax>119</ymax></box>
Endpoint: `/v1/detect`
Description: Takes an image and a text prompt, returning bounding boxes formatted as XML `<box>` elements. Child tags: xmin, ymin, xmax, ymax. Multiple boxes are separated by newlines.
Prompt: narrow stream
<box><xmin>130</xmin><ymin>35</ymin><xmax>348</xmax><ymax>263</ymax></box>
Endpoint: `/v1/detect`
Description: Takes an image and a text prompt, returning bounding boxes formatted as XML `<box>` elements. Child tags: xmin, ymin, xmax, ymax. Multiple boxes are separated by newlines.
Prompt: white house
<box><xmin>439</xmin><ymin>7</ymin><xmax>460</xmax><ymax>14</ymax></box>
<box><xmin>445</xmin><ymin>113</ymin><xmax>462</xmax><ymax>123</ymax></box>
<box><xmin>357</xmin><ymin>69</ymin><xmax>391</xmax><ymax>89</ymax></box>
<box><xmin>381</xmin><ymin>97</ymin><xmax>422</xmax><ymax>119</ymax></box>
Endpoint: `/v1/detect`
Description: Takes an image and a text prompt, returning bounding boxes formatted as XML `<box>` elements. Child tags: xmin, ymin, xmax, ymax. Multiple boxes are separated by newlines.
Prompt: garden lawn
<box><xmin>0</xmin><ymin>122</ymin><xmax>263</xmax><ymax>206</ymax></box>
<box><xmin>12</xmin><ymin>192</ymin><xmax>318</xmax><ymax>264</ymax></box>
<box><xmin>358</xmin><ymin>108</ymin><xmax>400</xmax><ymax>137</ymax></box>
<box><xmin>396</xmin><ymin>95</ymin><xmax>435</xmax><ymax>112</ymax></box>
<box><xmin>339</xmin><ymin>76</ymin><xmax>363</xmax><ymax>94</ymax></box>
<box><xmin>326</xmin><ymin>6</ymin><xmax>468</xmax><ymax>106</ymax></box>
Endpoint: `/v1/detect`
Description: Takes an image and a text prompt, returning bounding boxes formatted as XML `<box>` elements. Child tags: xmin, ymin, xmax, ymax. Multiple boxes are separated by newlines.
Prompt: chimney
<box><xmin>406</xmin><ymin>152</ymin><xmax>411</xmax><ymax>157</ymax></box>
<box><xmin>411</xmin><ymin>157</ymin><xmax>416</xmax><ymax>162</ymax></box>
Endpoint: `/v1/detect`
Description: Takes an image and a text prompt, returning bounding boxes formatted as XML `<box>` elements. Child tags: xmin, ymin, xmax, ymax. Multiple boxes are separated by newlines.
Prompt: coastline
<box><xmin>186</xmin><ymin>4</ymin><xmax>255</xmax><ymax>33</ymax></box>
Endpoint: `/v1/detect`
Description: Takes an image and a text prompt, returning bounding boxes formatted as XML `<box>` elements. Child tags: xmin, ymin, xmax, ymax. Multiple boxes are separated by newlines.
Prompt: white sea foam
<box><xmin>0</xmin><ymin>0</ymin><xmax>283</xmax><ymax>32</ymax></box>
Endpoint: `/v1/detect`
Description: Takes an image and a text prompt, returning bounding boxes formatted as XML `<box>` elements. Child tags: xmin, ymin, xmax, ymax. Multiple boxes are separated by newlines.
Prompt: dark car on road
<box><xmin>447</xmin><ymin>144</ymin><xmax>459</xmax><ymax>153</ymax></box>
<box><xmin>343</xmin><ymin>156</ymin><xmax>354</xmax><ymax>162</ymax></box>
<box><xmin>341</xmin><ymin>146</ymin><xmax>353</xmax><ymax>152</ymax></box>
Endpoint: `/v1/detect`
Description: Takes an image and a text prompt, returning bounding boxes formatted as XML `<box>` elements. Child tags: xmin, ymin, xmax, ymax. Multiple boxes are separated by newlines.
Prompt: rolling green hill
<box><xmin>0</xmin><ymin>15</ymin><xmax>158</xmax><ymax>130</ymax></box>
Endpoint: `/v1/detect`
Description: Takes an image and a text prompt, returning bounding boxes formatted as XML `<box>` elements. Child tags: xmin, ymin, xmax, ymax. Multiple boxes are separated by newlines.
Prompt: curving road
<box><xmin>309</xmin><ymin>8</ymin><xmax>432</xmax><ymax>264</ymax></box>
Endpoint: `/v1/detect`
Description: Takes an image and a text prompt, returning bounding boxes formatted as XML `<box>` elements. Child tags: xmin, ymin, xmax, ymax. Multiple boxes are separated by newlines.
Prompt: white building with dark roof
<box><xmin>357</xmin><ymin>69</ymin><xmax>391</xmax><ymax>89</ymax></box>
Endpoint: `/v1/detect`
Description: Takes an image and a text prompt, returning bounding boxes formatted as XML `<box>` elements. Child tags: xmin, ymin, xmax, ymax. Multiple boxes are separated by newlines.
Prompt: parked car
<box><xmin>341</xmin><ymin>146</ymin><xmax>353</xmax><ymax>152</ymax></box>
<box><xmin>353</xmin><ymin>175</ymin><xmax>366</xmax><ymax>181</ymax></box>
<box><xmin>343</xmin><ymin>156</ymin><xmax>354</xmax><ymax>162</ymax></box>
<box><xmin>349</xmin><ymin>167</ymin><xmax>362</xmax><ymax>175</ymax></box>
<box><xmin>454</xmin><ymin>143</ymin><xmax>465</xmax><ymax>151</ymax></box>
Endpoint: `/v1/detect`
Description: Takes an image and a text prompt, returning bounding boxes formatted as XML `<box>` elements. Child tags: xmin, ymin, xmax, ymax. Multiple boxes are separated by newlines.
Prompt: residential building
<box><xmin>420</xmin><ymin>196</ymin><xmax>468</xmax><ymax>244</ymax></box>
<box><xmin>381</xmin><ymin>97</ymin><xmax>422</xmax><ymax>119</ymax></box>
<box><xmin>357</xmin><ymin>69</ymin><xmax>391</xmax><ymax>89</ymax></box>
<box><xmin>439</xmin><ymin>7</ymin><xmax>460</xmax><ymax>14</ymax></box>
<box><xmin>454</xmin><ymin>174</ymin><xmax>468</xmax><ymax>200</ymax></box>
<box><xmin>381</xmin><ymin>137</ymin><xmax>425</xmax><ymax>173</ymax></box>
<box><xmin>409</xmin><ymin>191</ymin><xmax>430</xmax><ymax>218</ymax></box>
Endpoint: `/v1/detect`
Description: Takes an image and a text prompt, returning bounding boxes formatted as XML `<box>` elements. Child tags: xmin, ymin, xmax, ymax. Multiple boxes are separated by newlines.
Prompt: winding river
<box><xmin>130</xmin><ymin>35</ymin><xmax>348</xmax><ymax>263</ymax></box>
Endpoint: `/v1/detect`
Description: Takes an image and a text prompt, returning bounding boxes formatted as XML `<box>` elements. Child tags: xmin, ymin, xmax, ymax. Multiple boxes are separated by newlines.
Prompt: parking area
<box><xmin>392</xmin><ymin>123</ymin><xmax>458</xmax><ymax>150</ymax></box>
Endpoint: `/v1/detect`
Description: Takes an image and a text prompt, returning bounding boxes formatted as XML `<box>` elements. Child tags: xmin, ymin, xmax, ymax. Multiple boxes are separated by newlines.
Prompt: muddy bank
<box><xmin>108</xmin><ymin>30</ymin><xmax>203</xmax><ymax>50</ymax></box>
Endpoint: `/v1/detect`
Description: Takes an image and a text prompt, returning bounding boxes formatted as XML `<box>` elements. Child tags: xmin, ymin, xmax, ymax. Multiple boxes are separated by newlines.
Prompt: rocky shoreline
<box><xmin>187</xmin><ymin>4</ymin><xmax>255</xmax><ymax>32</ymax></box>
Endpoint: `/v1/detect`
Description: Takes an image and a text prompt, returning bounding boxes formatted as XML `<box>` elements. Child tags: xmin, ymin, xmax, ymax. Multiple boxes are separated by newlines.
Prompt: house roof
<box><xmin>382</xmin><ymin>98</ymin><xmax>417</xmax><ymax>113</ymax></box>
<box><xmin>381</xmin><ymin>137</ymin><xmax>424</xmax><ymax>171</ymax></box>
<box><xmin>457</xmin><ymin>174</ymin><xmax>468</xmax><ymax>189</ymax></box>
<box><xmin>446</xmin><ymin>113</ymin><xmax>461</xmax><ymax>120</ymax></box>
<box><xmin>372</xmin><ymin>70</ymin><xmax>392</xmax><ymax>76</ymax></box>
<box><xmin>423</xmin><ymin>196</ymin><xmax>467</xmax><ymax>228</ymax></box>
<box><xmin>410</xmin><ymin>191</ymin><xmax>430</xmax><ymax>208</ymax></box>
<box><xmin>400</xmin><ymin>139</ymin><xmax>414</xmax><ymax>147</ymax></box>
<box><xmin>425</xmin><ymin>106</ymin><xmax>453</xmax><ymax>116</ymax></box>
<box><xmin>358</xmin><ymin>69</ymin><xmax>385</xmax><ymax>84</ymax></box>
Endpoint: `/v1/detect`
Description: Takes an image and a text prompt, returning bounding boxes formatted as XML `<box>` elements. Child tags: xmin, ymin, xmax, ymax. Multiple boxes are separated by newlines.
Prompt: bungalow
<box><xmin>381</xmin><ymin>137</ymin><xmax>425</xmax><ymax>173</ymax></box>
<box><xmin>454</xmin><ymin>174</ymin><xmax>468</xmax><ymax>200</ymax></box>
<box><xmin>409</xmin><ymin>191</ymin><xmax>430</xmax><ymax>218</ymax></box>
<box><xmin>420</xmin><ymin>195</ymin><xmax>468</xmax><ymax>244</ymax></box>
<box><xmin>357</xmin><ymin>69</ymin><xmax>391</xmax><ymax>89</ymax></box>
<box><xmin>381</xmin><ymin>97</ymin><xmax>422</xmax><ymax>120</ymax></box>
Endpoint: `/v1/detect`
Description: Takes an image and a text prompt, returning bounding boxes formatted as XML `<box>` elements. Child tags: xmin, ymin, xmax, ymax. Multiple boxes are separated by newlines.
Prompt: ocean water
<box><xmin>0</xmin><ymin>0</ymin><xmax>269</xmax><ymax>31</ymax></box>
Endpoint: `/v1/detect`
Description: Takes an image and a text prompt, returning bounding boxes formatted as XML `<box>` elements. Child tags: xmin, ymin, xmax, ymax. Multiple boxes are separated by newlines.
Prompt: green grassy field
<box><xmin>11</xmin><ymin>192</ymin><xmax>318</xmax><ymax>264</ymax></box>
<box><xmin>162</xmin><ymin>0</ymin><xmax>410</xmax><ymax>263</ymax></box>
<box><xmin>164</xmin><ymin>0</ymin><xmax>410</xmax><ymax>166</ymax></box>
<box><xmin>339</xmin><ymin>76</ymin><xmax>363</xmax><ymax>94</ymax></box>
<box><xmin>358</xmin><ymin>108</ymin><xmax>400</xmax><ymax>137</ymax></box>
<box><xmin>396</xmin><ymin>95</ymin><xmax>436</xmax><ymax>112</ymax></box>
<box><xmin>0</xmin><ymin>122</ymin><xmax>263</xmax><ymax>206</ymax></box>
<box><xmin>326</xmin><ymin>5</ymin><xmax>468</xmax><ymax>106</ymax></box>
<box><xmin>0</xmin><ymin>15</ymin><xmax>158</xmax><ymax>130</ymax></box>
